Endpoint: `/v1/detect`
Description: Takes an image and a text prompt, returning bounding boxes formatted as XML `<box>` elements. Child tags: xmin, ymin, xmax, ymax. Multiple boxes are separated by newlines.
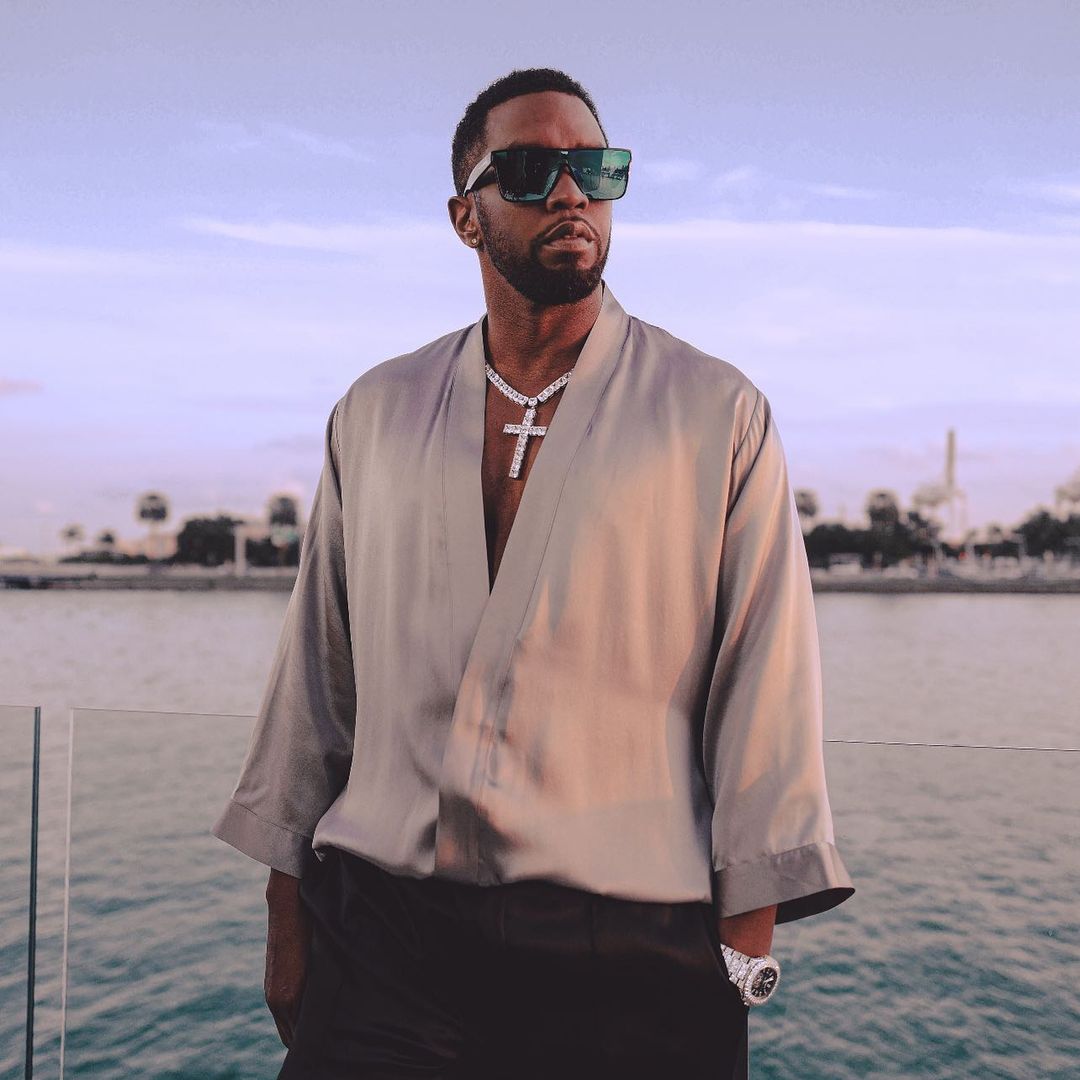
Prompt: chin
<box><xmin>521</xmin><ymin>274</ymin><xmax>602</xmax><ymax>307</ymax></box>
<box><xmin>493</xmin><ymin>243</ymin><xmax>608</xmax><ymax>306</ymax></box>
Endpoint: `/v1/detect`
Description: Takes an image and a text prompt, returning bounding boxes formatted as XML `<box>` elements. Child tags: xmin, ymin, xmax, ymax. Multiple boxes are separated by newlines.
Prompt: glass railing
<box><xmin>4</xmin><ymin>707</ymin><xmax>1077</xmax><ymax>1078</ymax></box>
<box><xmin>766</xmin><ymin>740</ymin><xmax>1078</xmax><ymax>1079</ymax></box>
<box><xmin>58</xmin><ymin>708</ymin><xmax>270</xmax><ymax>1080</ymax></box>
<box><xmin>0</xmin><ymin>705</ymin><xmax>41</xmax><ymax>1080</ymax></box>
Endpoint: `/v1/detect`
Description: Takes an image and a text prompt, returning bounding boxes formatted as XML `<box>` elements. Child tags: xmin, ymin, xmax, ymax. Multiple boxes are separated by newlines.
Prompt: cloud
<box><xmin>614</xmin><ymin>217</ymin><xmax>1080</xmax><ymax>249</ymax></box>
<box><xmin>636</xmin><ymin>158</ymin><xmax>705</xmax><ymax>184</ymax></box>
<box><xmin>0</xmin><ymin>244</ymin><xmax>147</xmax><ymax>275</ymax></box>
<box><xmin>256</xmin><ymin>433</ymin><xmax>325</xmax><ymax>453</ymax></box>
<box><xmin>186</xmin><ymin>391</ymin><xmax>328</xmax><ymax>413</ymax></box>
<box><xmin>0</xmin><ymin>241</ymin><xmax>266</xmax><ymax>277</ymax></box>
<box><xmin>0</xmin><ymin>377</ymin><xmax>43</xmax><ymax>396</ymax></box>
<box><xmin>195</xmin><ymin>119</ymin><xmax>372</xmax><ymax>163</ymax></box>
<box><xmin>804</xmin><ymin>183</ymin><xmax>885</xmax><ymax>201</ymax></box>
<box><xmin>183</xmin><ymin>215</ymin><xmax>446</xmax><ymax>253</ymax></box>
<box><xmin>703</xmin><ymin>168</ymin><xmax>888</xmax><ymax>217</ymax></box>
<box><xmin>1038</xmin><ymin>214</ymin><xmax>1080</xmax><ymax>233</ymax></box>
<box><xmin>264</xmin><ymin>122</ymin><xmax>373</xmax><ymax>163</ymax></box>
<box><xmin>1016</xmin><ymin>180</ymin><xmax>1080</xmax><ymax>205</ymax></box>
<box><xmin>196</xmin><ymin>119</ymin><xmax>262</xmax><ymax>152</ymax></box>
<box><xmin>711</xmin><ymin>165</ymin><xmax>760</xmax><ymax>194</ymax></box>
<box><xmin>4</xmin><ymin>210</ymin><xmax>1078</xmax><ymax>548</ymax></box>
<box><xmin>93</xmin><ymin>487</ymin><xmax>140</xmax><ymax>505</ymax></box>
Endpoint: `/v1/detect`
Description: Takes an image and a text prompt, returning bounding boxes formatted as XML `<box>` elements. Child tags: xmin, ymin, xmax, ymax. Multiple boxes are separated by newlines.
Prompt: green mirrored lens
<box><xmin>491</xmin><ymin>149</ymin><xmax>631</xmax><ymax>201</ymax></box>
<box><xmin>497</xmin><ymin>151</ymin><xmax>555</xmax><ymax>200</ymax></box>
<box><xmin>590</xmin><ymin>149</ymin><xmax>631</xmax><ymax>199</ymax></box>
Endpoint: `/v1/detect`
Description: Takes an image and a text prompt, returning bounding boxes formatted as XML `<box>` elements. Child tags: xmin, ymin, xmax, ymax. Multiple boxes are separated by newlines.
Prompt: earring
<box><xmin>468</xmin><ymin>236</ymin><xmax>479</xmax><ymax>247</ymax></box>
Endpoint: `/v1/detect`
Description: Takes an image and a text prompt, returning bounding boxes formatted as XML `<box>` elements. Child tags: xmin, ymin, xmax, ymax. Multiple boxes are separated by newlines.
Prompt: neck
<box><xmin>481</xmin><ymin>275</ymin><xmax>604</xmax><ymax>390</ymax></box>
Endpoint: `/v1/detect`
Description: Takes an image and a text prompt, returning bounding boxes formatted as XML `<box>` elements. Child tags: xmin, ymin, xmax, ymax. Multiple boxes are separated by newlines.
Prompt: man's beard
<box><xmin>475</xmin><ymin>198</ymin><xmax>610</xmax><ymax>306</ymax></box>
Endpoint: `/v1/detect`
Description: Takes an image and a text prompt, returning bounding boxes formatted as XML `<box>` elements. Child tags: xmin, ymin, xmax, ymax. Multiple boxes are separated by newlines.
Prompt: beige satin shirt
<box><xmin>211</xmin><ymin>283</ymin><xmax>855</xmax><ymax>924</ymax></box>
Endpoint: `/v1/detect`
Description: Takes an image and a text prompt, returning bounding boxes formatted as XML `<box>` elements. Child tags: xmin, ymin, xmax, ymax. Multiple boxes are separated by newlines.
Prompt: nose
<box><xmin>545</xmin><ymin>162</ymin><xmax>589</xmax><ymax>209</ymax></box>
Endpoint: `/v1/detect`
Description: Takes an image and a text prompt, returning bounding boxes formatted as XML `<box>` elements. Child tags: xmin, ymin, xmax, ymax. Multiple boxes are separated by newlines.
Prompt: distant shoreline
<box><xmin>3</xmin><ymin>567</ymin><xmax>1080</xmax><ymax>594</ymax></box>
<box><xmin>0</xmin><ymin>569</ymin><xmax>294</xmax><ymax>591</ymax></box>
<box><xmin>810</xmin><ymin>574</ymin><xmax>1080</xmax><ymax>594</ymax></box>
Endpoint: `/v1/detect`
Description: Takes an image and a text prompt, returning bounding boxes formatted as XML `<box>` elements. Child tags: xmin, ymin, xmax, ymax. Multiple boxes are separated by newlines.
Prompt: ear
<box><xmin>447</xmin><ymin>194</ymin><xmax>481</xmax><ymax>250</ymax></box>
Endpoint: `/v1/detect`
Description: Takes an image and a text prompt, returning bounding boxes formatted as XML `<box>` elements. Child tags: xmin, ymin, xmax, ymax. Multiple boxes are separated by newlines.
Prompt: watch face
<box><xmin>747</xmin><ymin>962</ymin><xmax>781</xmax><ymax>1004</ymax></box>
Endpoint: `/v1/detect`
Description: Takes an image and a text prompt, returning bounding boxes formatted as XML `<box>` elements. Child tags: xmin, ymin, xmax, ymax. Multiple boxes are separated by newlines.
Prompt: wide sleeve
<box><xmin>701</xmin><ymin>388</ymin><xmax>855</xmax><ymax>924</ymax></box>
<box><xmin>210</xmin><ymin>398</ymin><xmax>357</xmax><ymax>878</ymax></box>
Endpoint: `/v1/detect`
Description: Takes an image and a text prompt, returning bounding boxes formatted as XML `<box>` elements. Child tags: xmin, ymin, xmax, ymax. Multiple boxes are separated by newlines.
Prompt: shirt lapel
<box><xmin>442</xmin><ymin>315</ymin><xmax>491</xmax><ymax>690</ymax></box>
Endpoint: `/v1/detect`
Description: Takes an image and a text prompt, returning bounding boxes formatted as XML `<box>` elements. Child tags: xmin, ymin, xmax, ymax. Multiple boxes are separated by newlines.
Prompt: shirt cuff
<box><xmin>210</xmin><ymin>797</ymin><xmax>315</xmax><ymax>878</ymax></box>
<box><xmin>713</xmin><ymin>839</ymin><xmax>856</xmax><ymax>924</ymax></box>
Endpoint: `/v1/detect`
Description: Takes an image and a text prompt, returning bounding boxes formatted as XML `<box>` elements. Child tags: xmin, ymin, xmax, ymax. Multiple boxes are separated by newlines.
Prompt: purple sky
<box><xmin>3</xmin><ymin>1</ymin><xmax>1079</xmax><ymax>554</ymax></box>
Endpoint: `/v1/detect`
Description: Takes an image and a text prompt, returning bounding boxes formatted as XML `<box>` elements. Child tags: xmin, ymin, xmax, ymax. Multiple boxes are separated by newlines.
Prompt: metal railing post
<box><xmin>24</xmin><ymin>705</ymin><xmax>41</xmax><ymax>1080</ymax></box>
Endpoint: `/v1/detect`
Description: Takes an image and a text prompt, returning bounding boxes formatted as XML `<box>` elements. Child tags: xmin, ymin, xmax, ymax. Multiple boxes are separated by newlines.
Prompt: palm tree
<box><xmin>865</xmin><ymin>490</ymin><xmax>902</xmax><ymax>569</ymax></box>
<box><xmin>267</xmin><ymin>493</ymin><xmax>299</xmax><ymax>529</ymax></box>
<box><xmin>865</xmin><ymin>490</ymin><xmax>900</xmax><ymax>534</ymax></box>
<box><xmin>59</xmin><ymin>523</ymin><xmax>84</xmax><ymax>558</ymax></box>
<box><xmin>267</xmin><ymin>493</ymin><xmax>301</xmax><ymax>567</ymax></box>
<box><xmin>794</xmin><ymin>489</ymin><xmax>819</xmax><ymax>531</ymax></box>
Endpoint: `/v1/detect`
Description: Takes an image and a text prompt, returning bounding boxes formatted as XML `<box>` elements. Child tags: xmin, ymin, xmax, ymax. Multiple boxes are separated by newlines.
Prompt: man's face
<box><xmin>471</xmin><ymin>91</ymin><xmax>612</xmax><ymax>306</ymax></box>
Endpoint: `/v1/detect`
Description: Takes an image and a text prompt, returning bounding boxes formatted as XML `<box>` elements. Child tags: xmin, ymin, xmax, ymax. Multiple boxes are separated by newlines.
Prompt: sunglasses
<box><xmin>462</xmin><ymin>147</ymin><xmax>632</xmax><ymax>202</ymax></box>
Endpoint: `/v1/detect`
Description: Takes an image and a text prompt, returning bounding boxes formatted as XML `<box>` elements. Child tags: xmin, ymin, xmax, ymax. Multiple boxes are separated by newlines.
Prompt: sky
<box><xmin>2</xmin><ymin>0</ymin><xmax>1079</xmax><ymax>555</ymax></box>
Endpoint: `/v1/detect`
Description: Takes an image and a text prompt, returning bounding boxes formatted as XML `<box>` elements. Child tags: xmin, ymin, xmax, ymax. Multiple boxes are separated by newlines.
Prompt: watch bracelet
<box><xmin>719</xmin><ymin>942</ymin><xmax>779</xmax><ymax>1006</ymax></box>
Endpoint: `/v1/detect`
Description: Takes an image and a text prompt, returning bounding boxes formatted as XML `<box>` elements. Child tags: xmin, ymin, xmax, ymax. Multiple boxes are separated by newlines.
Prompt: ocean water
<box><xmin>1</xmin><ymin>592</ymin><xmax>1077</xmax><ymax>1078</ymax></box>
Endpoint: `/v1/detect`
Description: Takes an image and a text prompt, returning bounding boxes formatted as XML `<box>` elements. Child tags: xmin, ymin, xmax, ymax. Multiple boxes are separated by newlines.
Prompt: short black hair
<box><xmin>451</xmin><ymin>68</ymin><xmax>608</xmax><ymax>197</ymax></box>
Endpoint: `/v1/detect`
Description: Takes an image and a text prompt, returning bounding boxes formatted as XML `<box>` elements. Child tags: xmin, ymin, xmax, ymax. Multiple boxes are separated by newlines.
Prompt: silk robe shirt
<box><xmin>212</xmin><ymin>284</ymin><xmax>855</xmax><ymax>925</ymax></box>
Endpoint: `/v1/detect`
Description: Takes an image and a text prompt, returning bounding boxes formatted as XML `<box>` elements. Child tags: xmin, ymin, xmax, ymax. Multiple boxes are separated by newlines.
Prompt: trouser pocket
<box><xmin>328</xmin><ymin>848</ymin><xmax>425</xmax><ymax>962</ymax></box>
<box><xmin>696</xmin><ymin>902</ymin><xmax>750</xmax><ymax>1011</ymax></box>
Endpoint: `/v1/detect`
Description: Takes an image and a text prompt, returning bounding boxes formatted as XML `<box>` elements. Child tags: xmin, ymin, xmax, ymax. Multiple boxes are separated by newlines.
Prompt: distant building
<box><xmin>114</xmin><ymin>533</ymin><xmax>179</xmax><ymax>560</ymax></box>
<box><xmin>0</xmin><ymin>545</ymin><xmax>41</xmax><ymax>564</ymax></box>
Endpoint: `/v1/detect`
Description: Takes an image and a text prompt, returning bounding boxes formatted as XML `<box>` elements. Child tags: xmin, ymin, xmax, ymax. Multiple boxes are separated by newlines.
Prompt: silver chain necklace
<box><xmin>484</xmin><ymin>363</ymin><xmax>573</xmax><ymax>478</ymax></box>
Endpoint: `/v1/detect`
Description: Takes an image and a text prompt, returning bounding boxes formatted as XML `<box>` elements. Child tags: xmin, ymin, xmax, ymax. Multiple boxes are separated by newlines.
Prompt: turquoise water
<box><xmin>2</xmin><ymin>592</ymin><xmax>1078</xmax><ymax>1078</ymax></box>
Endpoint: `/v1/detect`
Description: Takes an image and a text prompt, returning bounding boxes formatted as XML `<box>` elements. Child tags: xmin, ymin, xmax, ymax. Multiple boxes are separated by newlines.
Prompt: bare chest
<box><xmin>480</xmin><ymin>383</ymin><xmax>565</xmax><ymax>591</ymax></box>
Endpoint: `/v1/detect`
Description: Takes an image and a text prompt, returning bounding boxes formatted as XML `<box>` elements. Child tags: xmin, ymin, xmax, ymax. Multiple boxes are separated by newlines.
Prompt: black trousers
<box><xmin>278</xmin><ymin>846</ymin><xmax>749</xmax><ymax>1079</ymax></box>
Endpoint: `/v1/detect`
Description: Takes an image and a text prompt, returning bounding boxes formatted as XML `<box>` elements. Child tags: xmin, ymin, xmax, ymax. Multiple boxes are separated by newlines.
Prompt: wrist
<box><xmin>266</xmin><ymin>867</ymin><xmax>302</xmax><ymax>904</ymax></box>
<box><xmin>716</xmin><ymin>902</ymin><xmax>776</xmax><ymax>957</ymax></box>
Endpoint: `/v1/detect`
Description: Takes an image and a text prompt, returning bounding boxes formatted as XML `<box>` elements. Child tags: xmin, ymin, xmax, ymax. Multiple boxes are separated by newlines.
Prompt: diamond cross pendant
<box><xmin>485</xmin><ymin>363</ymin><xmax>572</xmax><ymax>479</ymax></box>
<box><xmin>503</xmin><ymin>405</ymin><xmax>547</xmax><ymax>479</ymax></box>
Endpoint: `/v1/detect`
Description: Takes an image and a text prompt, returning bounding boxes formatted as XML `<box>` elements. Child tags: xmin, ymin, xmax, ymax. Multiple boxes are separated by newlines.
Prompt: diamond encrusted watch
<box><xmin>719</xmin><ymin>943</ymin><xmax>781</xmax><ymax>1007</ymax></box>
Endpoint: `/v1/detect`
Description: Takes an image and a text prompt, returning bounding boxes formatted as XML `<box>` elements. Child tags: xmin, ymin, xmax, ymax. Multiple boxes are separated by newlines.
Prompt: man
<box><xmin>212</xmin><ymin>67</ymin><xmax>855</xmax><ymax>1079</ymax></box>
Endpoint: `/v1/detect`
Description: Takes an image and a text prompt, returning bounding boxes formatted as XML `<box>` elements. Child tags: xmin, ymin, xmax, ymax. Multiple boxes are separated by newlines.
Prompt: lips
<box><xmin>543</xmin><ymin>220</ymin><xmax>592</xmax><ymax>242</ymax></box>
